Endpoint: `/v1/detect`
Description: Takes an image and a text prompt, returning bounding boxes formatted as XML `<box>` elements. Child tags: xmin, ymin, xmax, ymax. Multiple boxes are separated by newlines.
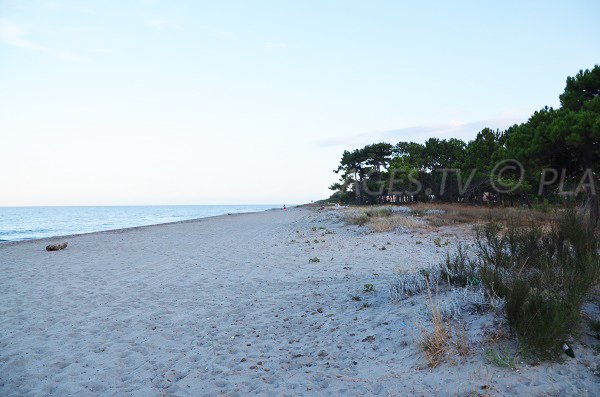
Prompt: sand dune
<box><xmin>1</xmin><ymin>208</ymin><xmax>597</xmax><ymax>396</ymax></box>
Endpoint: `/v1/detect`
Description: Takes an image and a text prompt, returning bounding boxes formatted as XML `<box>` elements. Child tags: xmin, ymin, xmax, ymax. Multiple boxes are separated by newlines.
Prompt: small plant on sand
<box><xmin>389</xmin><ymin>268</ymin><xmax>442</xmax><ymax>302</ymax></box>
<box><xmin>309</xmin><ymin>257</ymin><xmax>320</xmax><ymax>263</ymax></box>
<box><xmin>351</xmin><ymin>295</ymin><xmax>362</xmax><ymax>301</ymax></box>
<box><xmin>380</xmin><ymin>245</ymin><xmax>387</xmax><ymax>250</ymax></box>
<box><xmin>433</xmin><ymin>237</ymin><xmax>450</xmax><ymax>248</ymax></box>
<box><xmin>415</xmin><ymin>240</ymin><xmax>422</xmax><ymax>245</ymax></box>
<box><xmin>484</xmin><ymin>347</ymin><xmax>517</xmax><ymax>369</ymax></box>
<box><xmin>311</xmin><ymin>226</ymin><xmax>317</xmax><ymax>231</ymax></box>
<box><xmin>363</xmin><ymin>283</ymin><xmax>375</xmax><ymax>293</ymax></box>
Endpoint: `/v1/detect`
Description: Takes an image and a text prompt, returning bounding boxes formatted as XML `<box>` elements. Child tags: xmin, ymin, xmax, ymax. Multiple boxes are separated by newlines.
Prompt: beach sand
<box><xmin>1</xmin><ymin>208</ymin><xmax>598</xmax><ymax>396</ymax></box>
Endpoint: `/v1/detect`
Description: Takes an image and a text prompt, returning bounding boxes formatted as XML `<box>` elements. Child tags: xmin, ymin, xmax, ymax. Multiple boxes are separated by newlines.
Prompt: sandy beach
<box><xmin>1</xmin><ymin>208</ymin><xmax>598</xmax><ymax>396</ymax></box>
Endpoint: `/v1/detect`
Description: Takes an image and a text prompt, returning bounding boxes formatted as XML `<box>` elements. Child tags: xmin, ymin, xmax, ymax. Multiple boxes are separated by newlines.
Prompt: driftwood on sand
<box><xmin>45</xmin><ymin>242</ymin><xmax>68</xmax><ymax>251</ymax></box>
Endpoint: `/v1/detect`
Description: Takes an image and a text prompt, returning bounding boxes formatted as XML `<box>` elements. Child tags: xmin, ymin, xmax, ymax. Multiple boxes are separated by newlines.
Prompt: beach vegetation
<box><xmin>419</xmin><ymin>279</ymin><xmax>452</xmax><ymax>367</ymax></box>
<box><xmin>477</xmin><ymin>211</ymin><xmax>599</xmax><ymax>358</ymax></box>
<box><xmin>433</xmin><ymin>237</ymin><xmax>449</xmax><ymax>247</ymax></box>
<box><xmin>440</xmin><ymin>210</ymin><xmax>600</xmax><ymax>359</ymax></box>
<box><xmin>390</xmin><ymin>209</ymin><xmax>598</xmax><ymax>365</ymax></box>
<box><xmin>484</xmin><ymin>347</ymin><xmax>518</xmax><ymax>369</ymax></box>
<box><xmin>329</xmin><ymin>66</ymin><xmax>600</xmax><ymax>225</ymax></box>
<box><xmin>439</xmin><ymin>244</ymin><xmax>478</xmax><ymax>287</ymax></box>
<box><xmin>344</xmin><ymin>212</ymin><xmax>370</xmax><ymax>226</ymax></box>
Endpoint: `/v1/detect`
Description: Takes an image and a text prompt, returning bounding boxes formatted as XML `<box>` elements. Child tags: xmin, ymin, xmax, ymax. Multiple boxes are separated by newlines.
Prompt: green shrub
<box><xmin>476</xmin><ymin>210</ymin><xmax>599</xmax><ymax>358</ymax></box>
<box><xmin>439</xmin><ymin>244</ymin><xmax>479</xmax><ymax>287</ymax></box>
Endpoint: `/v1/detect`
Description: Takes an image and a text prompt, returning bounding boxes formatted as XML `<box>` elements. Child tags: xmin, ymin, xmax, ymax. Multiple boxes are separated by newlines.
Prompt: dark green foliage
<box><xmin>439</xmin><ymin>244</ymin><xmax>478</xmax><ymax>287</ymax></box>
<box><xmin>559</xmin><ymin>66</ymin><xmax>600</xmax><ymax>111</ymax></box>
<box><xmin>438</xmin><ymin>210</ymin><xmax>599</xmax><ymax>358</ymax></box>
<box><xmin>476</xmin><ymin>211</ymin><xmax>600</xmax><ymax>358</ymax></box>
<box><xmin>329</xmin><ymin>65</ymin><xmax>600</xmax><ymax>223</ymax></box>
<box><xmin>331</xmin><ymin>143</ymin><xmax>393</xmax><ymax>204</ymax></box>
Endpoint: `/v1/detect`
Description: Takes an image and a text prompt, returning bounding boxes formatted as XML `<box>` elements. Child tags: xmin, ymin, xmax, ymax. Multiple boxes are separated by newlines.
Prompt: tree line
<box><xmin>330</xmin><ymin>66</ymin><xmax>600</xmax><ymax>222</ymax></box>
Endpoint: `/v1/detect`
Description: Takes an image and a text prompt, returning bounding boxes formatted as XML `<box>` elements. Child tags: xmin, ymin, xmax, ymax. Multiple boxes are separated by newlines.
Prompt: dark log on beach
<box><xmin>46</xmin><ymin>242</ymin><xmax>68</xmax><ymax>251</ymax></box>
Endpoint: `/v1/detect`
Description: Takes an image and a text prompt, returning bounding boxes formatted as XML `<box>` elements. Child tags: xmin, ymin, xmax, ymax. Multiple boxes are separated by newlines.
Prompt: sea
<box><xmin>0</xmin><ymin>205</ymin><xmax>281</xmax><ymax>242</ymax></box>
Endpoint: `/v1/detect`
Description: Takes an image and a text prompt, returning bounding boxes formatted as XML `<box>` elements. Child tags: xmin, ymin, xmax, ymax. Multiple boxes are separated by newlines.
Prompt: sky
<box><xmin>1</xmin><ymin>0</ymin><xmax>599</xmax><ymax>206</ymax></box>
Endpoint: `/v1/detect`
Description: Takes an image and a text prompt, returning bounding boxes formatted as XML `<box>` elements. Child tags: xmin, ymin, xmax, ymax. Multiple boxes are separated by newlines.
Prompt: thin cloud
<box><xmin>263</xmin><ymin>41</ymin><xmax>286</xmax><ymax>51</ymax></box>
<box><xmin>200</xmin><ymin>25</ymin><xmax>237</xmax><ymax>41</ymax></box>
<box><xmin>0</xmin><ymin>18</ymin><xmax>79</xmax><ymax>60</ymax></box>
<box><xmin>317</xmin><ymin>117</ymin><xmax>526</xmax><ymax>148</ymax></box>
<box><xmin>144</xmin><ymin>18</ymin><xmax>181</xmax><ymax>30</ymax></box>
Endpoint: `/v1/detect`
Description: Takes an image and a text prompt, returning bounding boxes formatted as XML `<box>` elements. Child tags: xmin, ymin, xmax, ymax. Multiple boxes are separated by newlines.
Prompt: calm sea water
<box><xmin>0</xmin><ymin>205</ymin><xmax>280</xmax><ymax>242</ymax></box>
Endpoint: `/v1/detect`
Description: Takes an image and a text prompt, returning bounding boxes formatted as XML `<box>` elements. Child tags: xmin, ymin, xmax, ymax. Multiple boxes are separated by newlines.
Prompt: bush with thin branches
<box><xmin>443</xmin><ymin>210</ymin><xmax>600</xmax><ymax>358</ymax></box>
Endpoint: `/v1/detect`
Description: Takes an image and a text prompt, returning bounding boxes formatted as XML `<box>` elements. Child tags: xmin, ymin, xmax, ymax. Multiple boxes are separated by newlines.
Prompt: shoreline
<box><xmin>0</xmin><ymin>206</ymin><xmax>284</xmax><ymax>247</ymax></box>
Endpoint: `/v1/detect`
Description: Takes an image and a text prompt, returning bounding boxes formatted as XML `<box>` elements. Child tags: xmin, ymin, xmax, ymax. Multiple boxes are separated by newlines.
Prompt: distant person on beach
<box><xmin>283</xmin><ymin>205</ymin><xmax>286</xmax><ymax>211</ymax></box>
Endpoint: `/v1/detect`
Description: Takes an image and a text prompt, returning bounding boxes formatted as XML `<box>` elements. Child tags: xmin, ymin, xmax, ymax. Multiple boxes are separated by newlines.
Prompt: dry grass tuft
<box><xmin>343</xmin><ymin>212</ymin><xmax>370</xmax><ymax>226</ymax></box>
<box><xmin>418</xmin><ymin>279</ymin><xmax>477</xmax><ymax>367</ymax></box>
<box><xmin>453</xmin><ymin>323</ymin><xmax>470</xmax><ymax>356</ymax></box>
<box><xmin>419</xmin><ymin>280</ymin><xmax>451</xmax><ymax>367</ymax></box>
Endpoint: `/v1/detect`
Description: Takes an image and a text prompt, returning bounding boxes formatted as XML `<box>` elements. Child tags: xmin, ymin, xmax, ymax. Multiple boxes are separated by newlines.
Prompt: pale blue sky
<box><xmin>1</xmin><ymin>0</ymin><xmax>598</xmax><ymax>205</ymax></box>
